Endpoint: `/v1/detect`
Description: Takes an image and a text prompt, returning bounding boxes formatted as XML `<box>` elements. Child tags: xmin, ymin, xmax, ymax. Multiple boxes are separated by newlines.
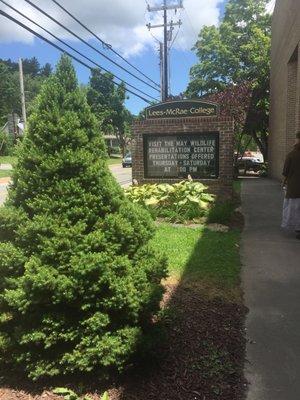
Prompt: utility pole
<box><xmin>147</xmin><ymin>0</ymin><xmax>183</xmax><ymax>102</ymax></box>
<box><xmin>159</xmin><ymin>42</ymin><xmax>164</xmax><ymax>101</ymax></box>
<box><xmin>18</xmin><ymin>58</ymin><xmax>27</xmax><ymax>129</ymax></box>
<box><xmin>163</xmin><ymin>0</ymin><xmax>168</xmax><ymax>102</ymax></box>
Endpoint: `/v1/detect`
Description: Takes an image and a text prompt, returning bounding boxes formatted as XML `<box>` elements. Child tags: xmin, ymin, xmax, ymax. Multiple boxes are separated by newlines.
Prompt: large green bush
<box><xmin>0</xmin><ymin>56</ymin><xmax>166</xmax><ymax>380</ymax></box>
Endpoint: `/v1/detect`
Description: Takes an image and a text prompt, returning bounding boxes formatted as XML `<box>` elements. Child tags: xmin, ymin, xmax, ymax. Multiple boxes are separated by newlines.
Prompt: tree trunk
<box><xmin>252</xmin><ymin>131</ymin><xmax>268</xmax><ymax>162</ymax></box>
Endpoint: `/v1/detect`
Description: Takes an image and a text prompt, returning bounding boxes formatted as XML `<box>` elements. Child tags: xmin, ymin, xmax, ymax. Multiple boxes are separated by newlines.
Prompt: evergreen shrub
<box><xmin>0</xmin><ymin>56</ymin><xmax>167</xmax><ymax>380</ymax></box>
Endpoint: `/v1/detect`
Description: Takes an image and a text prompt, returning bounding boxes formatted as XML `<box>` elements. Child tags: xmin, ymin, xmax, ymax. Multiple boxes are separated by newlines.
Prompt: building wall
<box><xmin>132</xmin><ymin>116</ymin><xmax>234</xmax><ymax>199</ymax></box>
<box><xmin>269</xmin><ymin>0</ymin><xmax>300</xmax><ymax>179</ymax></box>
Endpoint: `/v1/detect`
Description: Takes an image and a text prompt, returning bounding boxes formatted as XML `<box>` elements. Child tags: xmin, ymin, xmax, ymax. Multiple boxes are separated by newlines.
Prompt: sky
<box><xmin>0</xmin><ymin>0</ymin><xmax>275</xmax><ymax>115</ymax></box>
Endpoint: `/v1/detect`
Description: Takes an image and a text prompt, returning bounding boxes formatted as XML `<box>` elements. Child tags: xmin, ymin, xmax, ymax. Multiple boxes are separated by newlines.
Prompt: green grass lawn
<box><xmin>151</xmin><ymin>224</ymin><xmax>241</xmax><ymax>289</ymax></box>
<box><xmin>0</xmin><ymin>170</ymin><xmax>12</xmax><ymax>178</ymax></box>
<box><xmin>108</xmin><ymin>157</ymin><xmax>122</xmax><ymax>166</ymax></box>
<box><xmin>233</xmin><ymin>179</ymin><xmax>242</xmax><ymax>195</ymax></box>
<box><xmin>0</xmin><ymin>155</ymin><xmax>17</xmax><ymax>165</ymax></box>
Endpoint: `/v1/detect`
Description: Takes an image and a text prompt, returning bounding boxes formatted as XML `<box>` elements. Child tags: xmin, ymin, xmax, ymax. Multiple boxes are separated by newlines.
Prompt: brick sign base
<box><xmin>132</xmin><ymin>116</ymin><xmax>234</xmax><ymax>199</ymax></box>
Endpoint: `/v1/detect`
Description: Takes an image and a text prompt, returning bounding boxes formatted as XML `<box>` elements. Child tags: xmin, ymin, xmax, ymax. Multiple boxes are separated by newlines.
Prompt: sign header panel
<box><xmin>145</xmin><ymin>100</ymin><xmax>218</xmax><ymax>119</ymax></box>
<box><xmin>144</xmin><ymin>133</ymin><xmax>219</xmax><ymax>179</ymax></box>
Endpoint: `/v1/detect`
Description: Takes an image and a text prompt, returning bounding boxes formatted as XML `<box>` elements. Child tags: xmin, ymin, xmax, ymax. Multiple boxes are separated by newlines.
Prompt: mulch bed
<box><xmin>0</xmin><ymin>283</ymin><xmax>248</xmax><ymax>400</ymax></box>
<box><xmin>228</xmin><ymin>211</ymin><xmax>245</xmax><ymax>231</ymax></box>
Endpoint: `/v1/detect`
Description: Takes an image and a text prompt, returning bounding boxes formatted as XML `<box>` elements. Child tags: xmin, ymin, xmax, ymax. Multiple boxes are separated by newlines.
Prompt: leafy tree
<box><xmin>205</xmin><ymin>82</ymin><xmax>253</xmax><ymax>159</ymax></box>
<box><xmin>0</xmin><ymin>62</ymin><xmax>16</xmax><ymax>124</ymax></box>
<box><xmin>0</xmin><ymin>57</ymin><xmax>51</xmax><ymax>77</ymax></box>
<box><xmin>0</xmin><ymin>55</ymin><xmax>166</xmax><ymax>380</ymax></box>
<box><xmin>87</xmin><ymin>69</ymin><xmax>133</xmax><ymax>155</ymax></box>
<box><xmin>186</xmin><ymin>0</ymin><xmax>271</xmax><ymax>160</ymax></box>
<box><xmin>40</xmin><ymin>62</ymin><xmax>53</xmax><ymax>77</ymax></box>
<box><xmin>22</xmin><ymin>57</ymin><xmax>40</xmax><ymax>77</ymax></box>
<box><xmin>0</xmin><ymin>58</ymin><xmax>52</xmax><ymax>124</ymax></box>
<box><xmin>0</xmin><ymin>129</ymin><xmax>14</xmax><ymax>156</ymax></box>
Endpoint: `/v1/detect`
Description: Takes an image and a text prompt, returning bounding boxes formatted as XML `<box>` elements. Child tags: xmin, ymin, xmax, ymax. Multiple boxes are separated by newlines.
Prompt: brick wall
<box><xmin>132</xmin><ymin>116</ymin><xmax>234</xmax><ymax>199</ymax></box>
<box><xmin>286</xmin><ymin>54</ymin><xmax>298</xmax><ymax>151</ymax></box>
<box><xmin>269</xmin><ymin>0</ymin><xmax>300</xmax><ymax>180</ymax></box>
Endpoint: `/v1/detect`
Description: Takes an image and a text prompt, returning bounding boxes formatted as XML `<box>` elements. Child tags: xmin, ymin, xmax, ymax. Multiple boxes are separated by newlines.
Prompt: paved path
<box><xmin>0</xmin><ymin>179</ymin><xmax>9</xmax><ymax>205</ymax></box>
<box><xmin>0</xmin><ymin>163</ymin><xmax>12</xmax><ymax>170</ymax></box>
<box><xmin>242</xmin><ymin>178</ymin><xmax>300</xmax><ymax>400</ymax></box>
<box><xmin>109</xmin><ymin>164</ymin><xmax>132</xmax><ymax>188</ymax></box>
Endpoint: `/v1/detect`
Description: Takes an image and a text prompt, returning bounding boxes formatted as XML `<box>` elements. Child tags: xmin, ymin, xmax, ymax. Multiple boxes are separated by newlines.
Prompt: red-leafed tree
<box><xmin>204</xmin><ymin>82</ymin><xmax>254</xmax><ymax>160</ymax></box>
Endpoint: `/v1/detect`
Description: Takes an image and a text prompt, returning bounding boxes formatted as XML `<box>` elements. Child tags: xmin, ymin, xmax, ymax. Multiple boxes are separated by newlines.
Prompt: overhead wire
<box><xmin>0</xmin><ymin>9</ymin><xmax>154</xmax><ymax>104</ymax></box>
<box><xmin>22</xmin><ymin>0</ymin><xmax>160</xmax><ymax>92</ymax></box>
<box><xmin>0</xmin><ymin>0</ymin><xmax>157</xmax><ymax>101</ymax></box>
<box><xmin>144</xmin><ymin>0</ymin><xmax>162</xmax><ymax>44</ymax></box>
<box><xmin>168</xmin><ymin>26</ymin><xmax>181</xmax><ymax>50</ymax></box>
<box><xmin>183</xmin><ymin>6</ymin><xmax>198</xmax><ymax>38</ymax></box>
<box><xmin>167</xmin><ymin>8</ymin><xmax>183</xmax><ymax>96</ymax></box>
<box><xmin>50</xmin><ymin>0</ymin><xmax>160</xmax><ymax>88</ymax></box>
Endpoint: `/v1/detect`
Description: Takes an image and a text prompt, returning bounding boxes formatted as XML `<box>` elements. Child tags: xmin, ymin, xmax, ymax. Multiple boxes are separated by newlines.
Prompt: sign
<box><xmin>145</xmin><ymin>100</ymin><xmax>218</xmax><ymax>119</ymax></box>
<box><xmin>144</xmin><ymin>133</ymin><xmax>219</xmax><ymax>179</ymax></box>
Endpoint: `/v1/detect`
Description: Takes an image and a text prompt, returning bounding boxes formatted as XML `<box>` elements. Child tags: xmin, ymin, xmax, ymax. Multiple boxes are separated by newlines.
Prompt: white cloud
<box><xmin>0</xmin><ymin>0</ymin><xmax>222</xmax><ymax>57</ymax></box>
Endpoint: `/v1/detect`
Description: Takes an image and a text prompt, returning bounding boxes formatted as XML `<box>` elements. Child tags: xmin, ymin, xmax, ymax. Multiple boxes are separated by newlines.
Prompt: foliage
<box><xmin>204</xmin><ymin>82</ymin><xmax>255</xmax><ymax>159</ymax></box>
<box><xmin>53</xmin><ymin>387</ymin><xmax>92</xmax><ymax>400</ymax></box>
<box><xmin>259</xmin><ymin>162</ymin><xmax>268</xmax><ymax>177</ymax></box>
<box><xmin>125</xmin><ymin>180</ymin><xmax>215</xmax><ymax>223</ymax></box>
<box><xmin>108</xmin><ymin>146</ymin><xmax>121</xmax><ymax>156</ymax></box>
<box><xmin>1</xmin><ymin>57</ymin><xmax>52</xmax><ymax>77</ymax></box>
<box><xmin>0</xmin><ymin>58</ymin><xmax>52</xmax><ymax>124</ymax></box>
<box><xmin>53</xmin><ymin>387</ymin><xmax>109</xmax><ymax>400</ymax></box>
<box><xmin>0</xmin><ymin>130</ymin><xmax>14</xmax><ymax>156</ymax></box>
<box><xmin>207</xmin><ymin>201</ymin><xmax>235</xmax><ymax>225</ymax></box>
<box><xmin>0</xmin><ymin>62</ymin><xmax>14</xmax><ymax>125</ymax></box>
<box><xmin>0</xmin><ymin>55</ymin><xmax>167</xmax><ymax>380</ymax></box>
<box><xmin>186</xmin><ymin>0</ymin><xmax>271</xmax><ymax>160</ymax></box>
<box><xmin>87</xmin><ymin>69</ymin><xmax>133</xmax><ymax>155</ymax></box>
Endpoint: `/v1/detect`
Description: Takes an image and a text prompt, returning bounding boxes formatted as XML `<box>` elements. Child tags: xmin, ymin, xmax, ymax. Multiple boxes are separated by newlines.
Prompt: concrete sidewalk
<box><xmin>242</xmin><ymin>178</ymin><xmax>300</xmax><ymax>400</ymax></box>
<box><xmin>0</xmin><ymin>178</ymin><xmax>10</xmax><ymax>206</ymax></box>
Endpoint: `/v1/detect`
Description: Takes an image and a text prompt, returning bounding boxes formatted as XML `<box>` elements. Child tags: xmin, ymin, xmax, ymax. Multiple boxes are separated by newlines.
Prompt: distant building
<box><xmin>104</xmin><ymin>134</ymin><xmax>119</xmax><ymax>150</ymax></box>
<box><xmin>269</xmin><ymin>0</ymin><xmax>300</xmax><ymax>179</ymax></box>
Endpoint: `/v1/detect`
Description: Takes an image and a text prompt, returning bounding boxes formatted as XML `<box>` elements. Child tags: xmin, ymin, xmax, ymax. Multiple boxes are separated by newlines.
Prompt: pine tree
<box><xmin>0</xmin><ymin>55</ymin><xmax>166</xmax><ymax>380</ymax></box>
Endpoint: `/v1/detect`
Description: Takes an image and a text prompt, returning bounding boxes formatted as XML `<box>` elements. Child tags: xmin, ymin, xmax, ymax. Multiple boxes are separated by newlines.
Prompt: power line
<box><xmin>0</xmin><ymin>0</ymin><xmax>157</xmax><ymax>101</ymax></box>
<box><xmin>169</xmin><ymin>25</ymin><xmax>181</xmax><ymax>50</ymax></box>
<box><xmin>169</xmin><ymin>6</ymin><xmax>183</xmax><ymax>50</ymax></box>
<box><xmin>23</xmin><ymin>0</ymin><xmax>160</xmax><ymax>93</ymax></box>
<box><xmin>183</xmin><ymin>7</ymin><xmax>198</xmax><ymax>38</ymax></box>
<box><xmin>147</xmin><ymin>1</ymin><xmax>183</xmax><ymax>101</ymax></box>
<box><xmin>0</xmin><ymin>10</ymin><xmax>154</xmax><ymax>104</ymax></box>
<box><xmin>50</xmin><ymin>0</ymin><xmax>160</xmax><ymax>88</ymax></box>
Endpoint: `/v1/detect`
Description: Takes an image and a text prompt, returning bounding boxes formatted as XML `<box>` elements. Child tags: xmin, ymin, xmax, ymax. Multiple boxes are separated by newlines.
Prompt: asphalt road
<box><xmin>109</xmin><ymin>164</ymin><xmax>132</xmax><ymax>188</ymax></box>
<box><xmin>0</xmin><ymin>165</ymin><xmax>132</xmax><ymax>206</ymax></box>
